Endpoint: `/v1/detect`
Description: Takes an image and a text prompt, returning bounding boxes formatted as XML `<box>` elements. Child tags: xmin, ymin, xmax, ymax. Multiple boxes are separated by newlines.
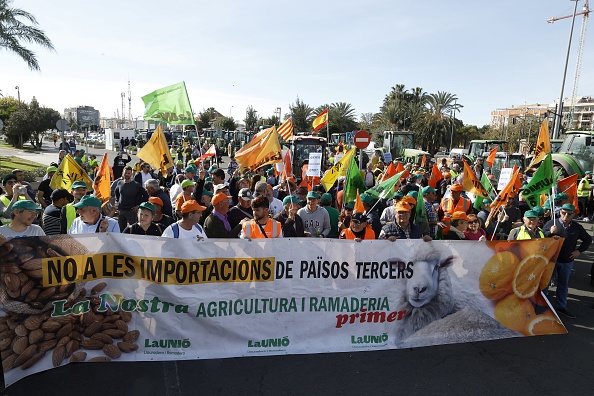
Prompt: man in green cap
<box><xmin>69</xmin><ymin>195</ymin><xmax>120</xmax><ymax>234</ymax></box>
<box><xmin>544</xmin><ymin>203</ymin><xmax>592</xmax><ymax>318</ymax></box>
<box><xmin>274</xmin><ymin>195</ymin><xmax>305</xmax><ymax>237</ymax></box>
<box><xmin>508</xmin><ymin>210</ymin><xmax>545</xmax><ymax>240</ymax></box>
<box><xmin>320</xmin><ymin>193</ymin><xmax>339</xmax><ymax>238</ymax></box>
<box><xmin>60</xmin><ymin>180</ymin><xmax>88</xmax><ymax>234</ymax></box>
<box><xmin>577</xmin><ymin>171</ymin><xmax>593</xmax><ymax>220</ymax></box>
<box><xmin>0</xmin><ymin>173</ymin><xmax>28</xmax><ymax>225</ymax></box>
<box><xmin>297</xmin><ymin>191</ymin><xmax>330</xmax><ymax>237</ymax></box>
<box><xmin>122</xmin><ymin>202</ymin><xmax>163</xmax><ymax>236</ymax></box>
<box><xmin>0</xmin><ymin>200</ymin><xmax>45</xmax><ymax>240</ymax></box>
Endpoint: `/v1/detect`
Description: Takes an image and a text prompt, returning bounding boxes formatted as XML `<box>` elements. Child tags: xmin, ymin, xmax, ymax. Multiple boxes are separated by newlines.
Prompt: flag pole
<box><xmin>182</xmin><ymin>81</ymin><xmax>202</xmax><ymax>152</ymax></box>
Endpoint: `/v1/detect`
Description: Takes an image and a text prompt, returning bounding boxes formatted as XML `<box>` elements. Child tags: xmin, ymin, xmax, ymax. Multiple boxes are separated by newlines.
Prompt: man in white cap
<box><xmin>228</xmin><ymin>188</ymin><xmax>254</xmax><ymax>228</ymax></box>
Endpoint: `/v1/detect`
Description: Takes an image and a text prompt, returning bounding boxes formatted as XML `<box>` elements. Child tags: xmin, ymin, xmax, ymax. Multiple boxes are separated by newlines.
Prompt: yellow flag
<box><xmin>526</xmin><ymin>119</ymin><xmax>551</xmax><ymax>170</ymax></box>
<box><xmin>137</xmin><ymin>124</ymin><xmax>174</xmax><ymax>176</ymax></box>
<box><xmin>320</xmin><ymin>148</ymin><xmax>356</xmax><ymax>191</ymax></box>
<box><xmin>49</xmin><ymin>154</ymin><xmax>93</xmax><ymax>191</ymax></box>
<box><xmin>235</xmin><ymin>126</ymin><xmax>282</xmax><ymax>171</ymax></box>
<box><xmin>93</xmin><ymin>153</ymin><xmax>111</xmax><ymax>205</ymax></box>
<box><xmin>462</xmin><ymin>161</ymin><xmax>490</xmax><ymax>198</ymax></box>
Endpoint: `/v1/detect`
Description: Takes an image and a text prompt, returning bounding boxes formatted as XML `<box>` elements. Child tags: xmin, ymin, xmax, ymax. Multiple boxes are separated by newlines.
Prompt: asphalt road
<box><xmin>2</xmin><ymin>143</ymin><xmax>594</xmax><ymax>395</ymax></box>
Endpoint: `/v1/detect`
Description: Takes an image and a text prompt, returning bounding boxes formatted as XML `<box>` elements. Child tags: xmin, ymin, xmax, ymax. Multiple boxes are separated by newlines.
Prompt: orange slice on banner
<box><xmin>526</xmin><ymin>313</ymin><xmax>567</xmax><ymax>336</ymax></box>
<box><xmin>494</xmin><ymin>294</ymin><xmax>535</xmax><ymax>335</ymax></box>
<box><xmin>479</xmin><ymin>251</ymin><xmax>520</xmax><ymax>300</ymax></box>
<box><xmin>513</xmin><ymin>255</ymin><xmax>548</xmax><ymax>299</ymax></box>
<box><xmin>518</xmin><ymin>239</ymin><xmax>560</xmax><ymax>261</ymax></box>
<box><xmin>538</xmin><ymin>262</ymin><xmax>555</xmax><ymax>291</ymax></box>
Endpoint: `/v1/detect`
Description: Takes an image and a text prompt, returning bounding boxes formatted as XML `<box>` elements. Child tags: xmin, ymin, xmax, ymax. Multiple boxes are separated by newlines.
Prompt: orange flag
<box><xmin>93</xmin><ymin>153</ymin><xmax>111</xmax><ymax>205</ymax></box>
<box><xmin>526</xmin><ymin>118</ymin><xmax>551</xmax><ymax>170</ymax></box>
<box><xmin>485</xmin><ymin>168</ymin><xmax>520</xmax><ymax>227</ymax></box>
<box><xmin>420</xmin><ymin>154</ymin><xmax>427</xmax><ymax>168</ymax></box>
<box><xmin>235</xmin><ymin>126</ymin><xmax>283</xmax><ymax>171</ymax></box>
<box><xmin>486</xmin><ymin>147</ymin><xmax>498</xmax><ymax>167</ymax></box>
<box><xmin>428</xmin><ymin>163</ymin><xmax>444</xmax><ymax>188</ymax></box>
<box><xmin>558</xmin><ymin>174</ymin><xmax>580</xmax><ymax>214</ymax></box>
<box><xmin>280</xmin><ymin>150</ymin><xmax>292</xmax><ymax>180</ymax></box>
<box><xmin>395</xmin><ymin>162</ymin><xmax>409</xmax><ymax>180</ymax></box>
<box><xmin>354</xmin><ymin>189</ymin><xmax>365</xmax><ymax>213</ymax></box>
<box><xmin>379</xmin><ymin>162</ymin><xmax>397</xmax><ymax>183</ymax></box>
<box><xmin>462</xmin><ymin>161</ymin><xmax>490</xmax><ymax>198</ymax></box>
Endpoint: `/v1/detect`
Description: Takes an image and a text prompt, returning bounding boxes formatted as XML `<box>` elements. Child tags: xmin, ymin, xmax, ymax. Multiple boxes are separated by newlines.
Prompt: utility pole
<box><xmin>128</xmin><ymin>80</ymin><xmax>132</xmax><ymax>123</ymax></box>
<box><xmin>121</xmin><ymin>92</ymin><xmax>126</xmax><ymax>128</ymax></box>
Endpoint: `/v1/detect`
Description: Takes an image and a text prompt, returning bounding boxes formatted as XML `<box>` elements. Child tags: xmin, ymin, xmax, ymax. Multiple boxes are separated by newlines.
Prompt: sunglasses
<box><xmin>5</xmin><ymin>180</ymin><xmax>16</xmax><ymax>185</ymax></box>
<box><xmin>351</xmin><ymin>219</ymin><xmax>364</xmax><ymax>225</ymax></box>
<box><xmin>469</xmin><ymin>220</ymin><xmax>479</xmax><ymax>224</ymax></box>
<box><xmin>560</xmin><ymin>211</ymin><xmax>574</xmax><ymax>216</ymax></box>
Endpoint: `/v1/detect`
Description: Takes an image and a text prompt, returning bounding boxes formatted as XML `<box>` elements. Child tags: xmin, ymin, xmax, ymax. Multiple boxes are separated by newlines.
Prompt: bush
<box><xmin>0</xmin><ymin>167</ymin><xmax>45</xmax><ymax>183</ymax></box>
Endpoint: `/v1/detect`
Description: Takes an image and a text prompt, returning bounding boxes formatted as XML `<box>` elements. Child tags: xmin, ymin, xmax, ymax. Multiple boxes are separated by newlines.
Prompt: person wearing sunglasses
<box><xmin>543</xmin><ymin>203</ymin><xmax>592</xmax><ymax>319</ymax></box>
<box><xmin>464</xmin><ymin>213</ymin><xmax>486</xmax><ymax>241</ymax></box>
<box><xmin>1</xmin><ymin>173</ymin><xmax>28</xmax><ymax>225</ymax></box>
<box><xmin>339</xmin><ymin>212</ymin><xmax>375</xmax><ymax>241</ymax></box>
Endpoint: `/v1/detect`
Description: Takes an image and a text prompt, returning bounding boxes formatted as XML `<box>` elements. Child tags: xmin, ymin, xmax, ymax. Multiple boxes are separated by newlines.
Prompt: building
<box><xmin>64</xmin><ymin>106</ymin><xmax>100</xmax><ymax>127</ymax></box>
<box><xmin>491</xmin><ymin>97</ymin><xmax>594</xmax><ymax>131</ymax></box>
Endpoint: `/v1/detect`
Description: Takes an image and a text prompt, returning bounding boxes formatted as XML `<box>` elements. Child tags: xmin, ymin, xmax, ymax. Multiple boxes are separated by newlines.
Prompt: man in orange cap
<box><xmin>438</xmin><ymin>183</ymin><xmax>473</xmax><ymax>225</ymax></box>
<box><xmin>148</xmin><ymin>197</ymin><xmax>174</xmax><ymax>228</ymax></box>
<box><xmin>161</xmin><ymin>200</ymin><xmax>208</xmax><ymax>240</ymax></box>
<box><xmin>378</xmin><ymin>202</ymin><xmax>431</xmax><ymax>241</ymax></box>
<box><xmin>203</xmin><ymin>192</ymin><xmax>246</xmax><ymax>238</ymax></box>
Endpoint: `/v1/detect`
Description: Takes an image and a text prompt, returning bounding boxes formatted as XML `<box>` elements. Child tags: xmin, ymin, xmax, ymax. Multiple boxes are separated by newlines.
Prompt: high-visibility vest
<box><xmin>65</xmin><ymin>203</ymin><xmax>77</xmax><ymax>233</ymax></box>
<box><xmin>0</xmin><ymin>195</ymin><xmax>26</xmax><ymax>225</ymax></box>
<box><xmin>242</xmin><ymin>219</ymin><xmax>281</xmax><ymax>238</ymax></box>
<box><xmin>578</xmin><ymin>178</ymin><xmax>590</xmax><ymax>198</ymax></box>
<box><xmin>339</xmin><ymin>226</ymin><xmax>375</xmax><ymax>240</ymax></box>
<box><xmin>515</xmin><ymin>226</ymin><xmax>544</xmax><ymax>240</ymax></box>
<box><xmin>440</xmin><ymin>197</ymin><xmax>472</xmax><ymax>216</ymax></box>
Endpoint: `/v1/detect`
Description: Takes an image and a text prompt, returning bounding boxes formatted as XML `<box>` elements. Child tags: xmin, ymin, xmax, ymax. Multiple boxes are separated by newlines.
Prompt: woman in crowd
<box><xmin>464</xmin><ymin>213</ymin><xmax>486</xmax><ymax>241</ymax></box>
<box><xmin>122</xmin><ymin>202</ymin><xmax>164</xmax><ymax>236</ymax></box>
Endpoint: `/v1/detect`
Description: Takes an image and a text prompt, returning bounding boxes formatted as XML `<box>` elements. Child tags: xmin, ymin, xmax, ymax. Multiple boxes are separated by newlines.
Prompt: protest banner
<box><xmin>306</xmin><ymin>153</ymin><xmax>323</xmax><ymax>177</ymax></box>
<box><xmin>0</xmin><ymin>235</ymin><xmax>566</xmax><ymax>387</ymax></box>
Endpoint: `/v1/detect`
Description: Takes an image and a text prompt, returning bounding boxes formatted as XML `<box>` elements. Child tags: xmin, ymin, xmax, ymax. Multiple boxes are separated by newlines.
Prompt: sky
<box><xmin>1</xmin><ymin>0</ymin><xmax>593</xmax><ymax>127</ymax></box>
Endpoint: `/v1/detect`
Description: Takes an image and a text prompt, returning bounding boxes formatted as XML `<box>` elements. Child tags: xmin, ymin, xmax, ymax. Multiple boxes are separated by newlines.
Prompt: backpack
<box><xmin>171</xmin><ymin>223</ymin><xmax>203</xmax><ymax>238</ymax></box>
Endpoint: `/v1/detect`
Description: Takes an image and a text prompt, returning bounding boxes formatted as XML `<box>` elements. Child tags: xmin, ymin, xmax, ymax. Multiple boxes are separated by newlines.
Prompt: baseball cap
<box><xmin>50</xmin><ymin>188</ymin><xmax>73</xmax><ymax>202</ymax></box>
<box><xmin>213</xmin><ymin>183</ymin><xmax>229</xmax><ymax>193</ymax></box>
<box><xmin>482</xmin><ymin>199</ymin><xmax>492</xmax><ymax>205</ymax></box>
<box><xmin>395</xmin><ymin>202</ymin><xmax>411</xmax><ymax>212</ymax></box>
<box><xmin>176</xmin><ymin>160</ymin><xmax>183</xmax><ymax>165</ymax></box>
<box><xmin>238</xmin><ymin>188</ymin><xmax>254</xmax><ymax>201</ymax></box>
<box><xmin>2</xmin><ymin>174</ymin><xmax>17</xmax><ymax>185</ymax></box>
<box><xmin>351</xmin><ymin>212</ymin><xmax>369</xmax><ymax>223</ymax></box>
<box><xmin>46</xmin><ymin>166</ymin><xmax>58</xmax><ymax>173</ymax></box>
<box><xmin>586</xmin><ymin>171</ymin><xmax>593</xmax><ymax>175</ymax></box>
<box><xmin>10</xmin><ymin>200</ymin><xmax>42</xmax><ymax>212</ymax></box>
<box><xmin>202</xmin><ymin>189</ymin><xmax>214</xmax><ymax>197</ymax></box>
<box><xmin>452</xmin><ymin>211</ymin><xmax>470</xmax><ymax>221</ymax></box>
<box><xmin>407</xmin><ymin>191</ymin><xmax>418</xmax><ymax>199</ymax></box>
<box><xmin>148</xmin><ymin>197</ymin><xmax>164</xmax><ymax>207</ymax></box>
<box><xmin>73</xmin><ymin>195</ymin><xmax>102</xmax><ymax>209</ymax></box>
<box><xmin>523</xmin><ymin>210</ymin><xmax>538</xmax><ymax>218</ymax></box>
<box><xmin>212</xmin><ymin>192</ymin><xmax>232</xmax><ymax>206</ymax></box>
<box><xmin>393</xmin><ymin>191</ymin><xmax>404</xmax><ymax>198</ymax></box>
<box><xmin>283</xmin><ymin>195</ymin><xmax>301</xmax><ymax>205</ymax></box>
<box><xmin>207</xmin><ymin>165</ymin><xmax>218</xmax><ymax>173</ymax></box>
<box><xmin>450</xmin><ymin>184</ymin><xmax>463</xmax><ymax>192</ymax></box>
<box><xmin>71</xmin><ymin>181</ymin><xmax>87</xmax><ymax>190</ymax></box>
<box><xmin>139</xmin><ymin>202</ymin><xmax>156</xmax><ymax>212</ymax></box>
<box><xmin>359</xmin><ymin>193</ymin><xmax>374</xmax><ymax>205</ymax></box>
<box><xmin>321</xmin><ymin>193</ymin><xmax>332</xmax><ymax>205</ymax></box>
<box><xmin>181</xmin><ymin>200</ymin><xmax>206</xmax><ymax>214</ymax></box>
<box><xmin>422</xmin><ymin>186</ymin><xmax>436</xmax><ymax>195</ymax></box>
<box><xmin>561</xmin><ymin>203</ymin><xmax>575</xmax><ymax>212</ymax></box>
<box><xmin>532</xmin><ymin>206</ymin><xmax>545</xmax><ymax>216</ymax></box>
<box><xmin>401</xmin><ymin>196</ymin><xmax>416</xmax><ymax>206</ymax></box>
<box><xmin>344</xmin><ymin>201</ymin><xmax>355</xmax><ymax>210</ymax></box>
<box><xmin>306</xmin><ymin>191</ymin><xmax>320</xmax><ymax>199</ymax></box>
<box><xmin>185</xmin><ymin>165</ymin><xmax>197</xmax><ymax>173</ymax></box>
<box><xmin>181</xmin><ymin>179</ymin><xmax>195</xmax><ymax>189</ymax></box>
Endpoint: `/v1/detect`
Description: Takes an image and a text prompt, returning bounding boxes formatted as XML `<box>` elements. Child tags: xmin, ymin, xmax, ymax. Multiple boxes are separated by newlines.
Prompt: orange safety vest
<box><xmin>339</xmin><ymin>226</ymin><xmax>375</xmax><ymax>240</ymax></box>
<box><xmin>440</xmin><ymin>197</ymin><xmax>472</xmax><ymax>215</ymax></box>
<box><xmin>242</xmin><ymin>218</ymin><xmax>282</xmax><ymax>238</ymax></box>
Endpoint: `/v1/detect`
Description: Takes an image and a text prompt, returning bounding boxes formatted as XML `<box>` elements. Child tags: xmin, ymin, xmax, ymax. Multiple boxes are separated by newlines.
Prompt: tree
<box><xmin>244</xmin><ymin>106</ymin><xmax>259</xmax><ymax>131</ymax></box>
<box><xmin>413</xmin><ymin>91</ymin><xmax>462</xmax><ymax>153</ymax></box>
<box><xmin>288</xmin><ymin>97</ymin><xmax>313</xmax><ymax>133</ymax></box>
<box><xmin>4</xmin><ymin>98</ymin><xmax>60</xmax><ymax>148</ymax></box>
<box><xmin>0</xmin><ymin>0</ymin><xmax>55</xmax><ymax>71</ymax></box>
<box><xmin>358</xmin><ymin>112</ymin><xmax>374</xmax><ymax>131</ymax></box>
<box><xmin>215</xmin><ymin>116</ymin><xmax>237</xmax><ymax>131</ymax></box>
<box><xmin>0</xmin><ymin>95</ymin><xmax>19</xmax><ymax>122</ymax></box>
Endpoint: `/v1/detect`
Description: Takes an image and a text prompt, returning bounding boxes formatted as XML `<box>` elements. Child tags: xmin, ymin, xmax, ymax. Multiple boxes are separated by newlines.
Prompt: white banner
<box><xmin>0</xmin><ymin>236</ymin><xmax>566</xmax><ymax>387</ymax></box>
<box><xmin>306</xmin><ymin>153</ymin><xmax>322</xmax><ymax>176</ymax></box>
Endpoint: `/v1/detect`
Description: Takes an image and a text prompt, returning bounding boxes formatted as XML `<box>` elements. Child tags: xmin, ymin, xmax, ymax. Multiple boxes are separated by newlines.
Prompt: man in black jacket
<box><xmin>543</xmin><ymin>203</ymin><xmax>592</xmax><ymax>318</ymax></box>
<box><xmin>203</xmin><ymin>192</ymin><xmax>244</xmax><ymax>238</ymax></box>
<box><xmin>228</xmin><ymin>188</ymin><xmax>253</xmax><ymax>228</ymax></box>
<box><xmin>274</xmin><ymin>196</ymin><xmax>305</xmax><ymax>237</ymax></box>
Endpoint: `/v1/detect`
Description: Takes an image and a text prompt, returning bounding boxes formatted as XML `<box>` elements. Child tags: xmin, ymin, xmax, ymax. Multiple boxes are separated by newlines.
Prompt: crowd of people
<box><xmin>0</xmin><ymin>147</ymin><xmax>593</xmax><ymax>319</ymax></box>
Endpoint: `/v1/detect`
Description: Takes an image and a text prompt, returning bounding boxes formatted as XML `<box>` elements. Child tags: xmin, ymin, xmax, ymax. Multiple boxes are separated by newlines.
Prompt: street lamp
<box><xmin>230</xmin><ymin>106</ymin><xmax>233</xmax><ymax>118</ymax></box>
<box><xmin>15</xmin><ymin>86</ymin><xmax>20</xmax><ymax>106</ymax></box>
<box><xmin>553</xmin><ymin>0</ymin><xmax>580</xmax><ymax>139</ymax></box>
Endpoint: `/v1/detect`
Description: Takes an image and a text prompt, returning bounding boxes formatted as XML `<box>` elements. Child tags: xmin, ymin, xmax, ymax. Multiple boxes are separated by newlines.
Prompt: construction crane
<box><xmin>548</xmin><ymin>0</ymin><xmax>590</xmax><ymax>129</ymax></box>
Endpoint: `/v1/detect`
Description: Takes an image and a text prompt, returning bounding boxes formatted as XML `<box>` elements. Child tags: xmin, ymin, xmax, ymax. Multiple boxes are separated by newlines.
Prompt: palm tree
<box><xmin>0</xmin><ymin>0</ymin><xmax>55</xmax><ymax>71</ymax></box>
<box><xmin>414</xmin><ymin>91</ymin><xmax>462</xmax><ymax>152</ymax></box>
<box><xmin>289</xmin><ymin>97</ymin><xmax>313</xmax><ymax>132</ymax></box>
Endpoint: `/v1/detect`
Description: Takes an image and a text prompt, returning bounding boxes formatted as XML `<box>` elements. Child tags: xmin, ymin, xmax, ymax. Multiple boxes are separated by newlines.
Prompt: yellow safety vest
<box><xmin>578</xmin><ymin>178</ymin><xmax>590</xmax><ymax>198</ymax></box>
<box><xmin>0</xmin><ymin>195</ymin><xmax>26</xmax><ymax>225</ymax></box>
<box><xmin>65</xmin><ymin>203</ymin><xmax>77</xmax><ymax>233</ymax></box>
<box><xmin>515</xmin><ymin>226</ymin><xmax>544</xmax><ymax>240</ymax></box>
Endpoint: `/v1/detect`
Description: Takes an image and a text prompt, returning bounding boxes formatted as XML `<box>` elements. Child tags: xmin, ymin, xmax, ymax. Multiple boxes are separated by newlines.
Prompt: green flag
<box><xmin>142</xmin><ymin>82</ymin><xmax>195</xmax><ymax>124</ymax></box>
<box><xmin>474</xmin><ymin>172</ymin><xmax>496</xmax><ymax>210</ymax></box>
<box><xmin>364</xmin><ymin>171</ymin><xmax>405</xmax><ymax>200</ymax></box>
<box><xmin>522</xmin><ymin>153</ymin><xmax>554</xmax><ymax>208</ymax></box>
<box><xmin>344</xmin><ymin>158</ymin><xmax>366</xmax><ymax>203</ymax></box>
<box><xmin>415</xmin><ymin>189</ymin><xmax>428</xmax><ymax>225</ymax></box>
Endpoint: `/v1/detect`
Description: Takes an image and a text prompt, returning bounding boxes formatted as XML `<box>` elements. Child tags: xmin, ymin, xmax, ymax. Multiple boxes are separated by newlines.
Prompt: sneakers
<box><xmin>556</xmin><ymin>308</ymin><xmax>576</xmax><ymax>318</ymax></box>
<box><xmin>584</xmin><ymin>217</ymin><xmax>590</xmax><ymax>222</ymax></box>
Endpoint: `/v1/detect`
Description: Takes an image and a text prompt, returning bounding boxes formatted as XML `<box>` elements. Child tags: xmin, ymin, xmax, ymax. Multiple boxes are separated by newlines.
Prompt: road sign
<box><xmin>354</xmin><ymin>130</ymin><xmax>371</xmax><ymax>149</ymax></box>
<box><xmin>56</xmin><ymin>119</ymin><xmax>69</xmax><ymax>131</ymax></box>
<box><xmin>345</xmin><ymin>131</ymin><xmax>354</xmax><ymax>144</ymax></box>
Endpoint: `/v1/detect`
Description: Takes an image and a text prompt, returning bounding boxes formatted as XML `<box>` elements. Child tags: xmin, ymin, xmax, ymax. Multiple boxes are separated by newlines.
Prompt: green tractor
<box><xmin>552</xmin><ymin>131</ymin><xmax>594</xmax><ymax>178</ymax></box>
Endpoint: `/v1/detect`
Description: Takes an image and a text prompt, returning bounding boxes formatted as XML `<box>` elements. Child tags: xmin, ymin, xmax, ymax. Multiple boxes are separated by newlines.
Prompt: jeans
<box><xmin>553</xmin><ymin>261</ymin><xmax>574</xmax><ymax>309</ymax></box>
